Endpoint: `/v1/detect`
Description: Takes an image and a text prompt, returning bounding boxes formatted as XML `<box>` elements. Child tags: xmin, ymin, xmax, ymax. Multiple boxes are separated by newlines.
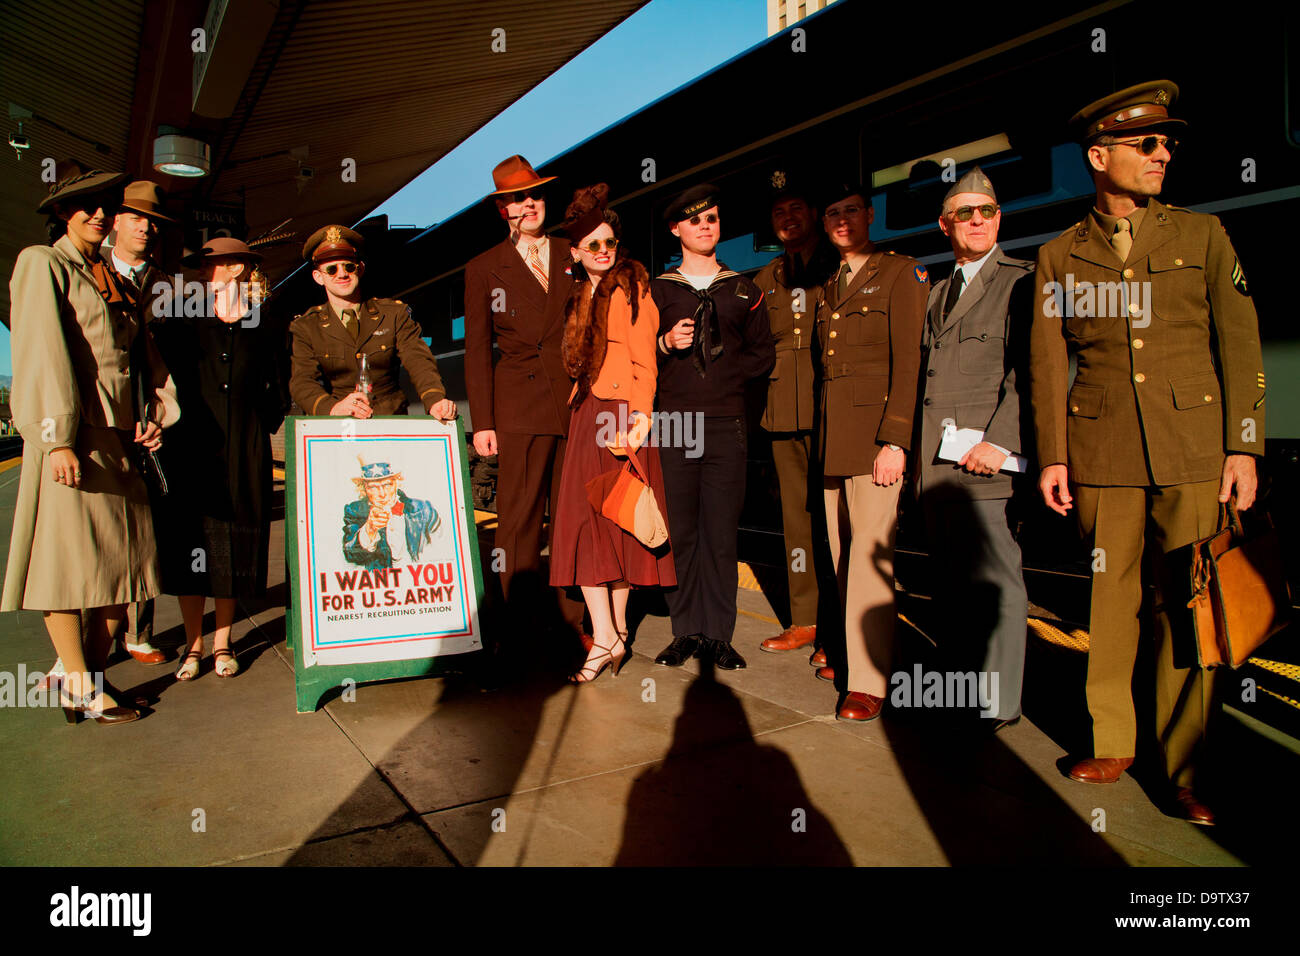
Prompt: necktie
<box><xmin>1111</xmin><ymin>217</ymin><xmax>1133</xmax><ymax>263</ymax></box>
<box><xmin>130</xmin><ymin>267</ymin><xmax>144</xmax><ymax>290</ymax></box>
<box><xmin>942</xmin><ymin>267</ymin><xmax>966</xmax><ymax>319</ymax></box>
<box><xmin>836</xmin><ymin>262</ymin><xmax>851</xmax><ymax>299</ymax></box>
<box><xmin>342</xmin><ymin>308</ymin><xmax>358</xmax><ymax>341</ymax></box>
<box><xmin>527</xmin><ymin>241</ymin><xmax>549</xmax><ymax>292</ymax></box>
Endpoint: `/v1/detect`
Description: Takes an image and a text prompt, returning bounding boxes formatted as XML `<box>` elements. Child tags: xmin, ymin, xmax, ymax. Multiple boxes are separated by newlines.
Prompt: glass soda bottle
<box><xmin>356</xmin><ymin>353</ymin><xmax>372</xmax><ymax>399</ymax></box>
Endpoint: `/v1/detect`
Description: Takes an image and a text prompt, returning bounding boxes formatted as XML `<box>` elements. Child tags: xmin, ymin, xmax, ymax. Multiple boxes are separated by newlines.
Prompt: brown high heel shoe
<box><xmin>569</xmin><ymin>634</ymin><xmax>626</xmax><ymax>683</ymax></box>
<box><xmin>60</xmin><ymin>688</ymin><xmax>141</xmax><ymax>725</ymax></box>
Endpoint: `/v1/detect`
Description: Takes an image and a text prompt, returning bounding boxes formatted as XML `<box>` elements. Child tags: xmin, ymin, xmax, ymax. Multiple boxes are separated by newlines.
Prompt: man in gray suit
<box><xmin>914</xmin><ymin>167</ymin><xmax>1032</xmax><ymax>727</ymax></box>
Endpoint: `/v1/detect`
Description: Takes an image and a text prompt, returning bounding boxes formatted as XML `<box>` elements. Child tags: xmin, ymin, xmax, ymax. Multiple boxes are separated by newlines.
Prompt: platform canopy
<box><xmin>0</xmin><ymin>0</ymin><xmax>647</xmax><ymax>323</ymax></box>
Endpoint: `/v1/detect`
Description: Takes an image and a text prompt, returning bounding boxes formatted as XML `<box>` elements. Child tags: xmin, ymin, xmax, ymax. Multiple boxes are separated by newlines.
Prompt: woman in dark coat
<box><xmin>153</xmin><ymin>238</ymin><xmax>288</xmax><ymax>680</ymax></box>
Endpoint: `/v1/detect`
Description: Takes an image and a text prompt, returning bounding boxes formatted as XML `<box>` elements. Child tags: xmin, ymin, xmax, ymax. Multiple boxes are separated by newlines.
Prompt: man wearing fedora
<box><xmin>464</xmin><ymin>155</ymin><xmax>585</xmax><ymax>655</ymax></box>
<box><xmin>104</xmin><ymin>180</ymin><xmax>179</xmax><ymax>665</ymax></box>
<box><xmin>915</xmin><ymin>166</ymin><xmax>1033</xmax><ymax>729</ymax></box>
<box><xmin>290</xmin><ymin>225</ymin><xmax>456</xmax><ymax>420</ymax></box>
<box><xmin>1030</xmin><ymin>81</ymin><xmax>1266</xmax><ymax>823</ymax></box>
<box><xmin>343</xmin><ymin>456</ymin><xmax>441</xmax><ymax>570</ymax></box>
<box><xmin>753</xmin><ymin>169</ymin><xmax>838</xmax><ymax>665</ymax></box>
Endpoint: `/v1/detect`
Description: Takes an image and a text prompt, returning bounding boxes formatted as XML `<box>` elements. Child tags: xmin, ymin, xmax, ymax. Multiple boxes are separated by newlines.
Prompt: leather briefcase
<box><xmin>1187</xmin><ymin>500</ymin><xmax>1291</xmax><ymax>668</ymax></box>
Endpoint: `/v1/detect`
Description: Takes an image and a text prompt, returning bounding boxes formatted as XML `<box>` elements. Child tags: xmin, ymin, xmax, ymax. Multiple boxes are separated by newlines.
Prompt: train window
<box><xmin>451</xmin><ymin>315</ymin><xmax>464</xmax><ymax>342</ymax></box>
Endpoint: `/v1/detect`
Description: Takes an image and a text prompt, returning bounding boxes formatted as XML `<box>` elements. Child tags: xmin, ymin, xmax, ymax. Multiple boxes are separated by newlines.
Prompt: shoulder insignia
<box><xmin>1231</xmin><ymin>258</ymin><xmax>1249</xmax><ymax>296</ymax></box>
<box><xmin>885</xmin><ymin>250</ymin><xmax>897</xmax><ymax>256</ymax></box>
<box><xmin>914</xmin><ymin>264</ymin><xmax>928</xmax><ymax>284</ymax></box>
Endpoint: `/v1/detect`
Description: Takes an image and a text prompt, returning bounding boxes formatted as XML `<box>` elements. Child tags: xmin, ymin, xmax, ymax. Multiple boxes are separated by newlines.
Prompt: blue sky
<box><xmin>0</xmin><ymin>0</ymin><xmax>768</xmax><ymax>378</ymax></box>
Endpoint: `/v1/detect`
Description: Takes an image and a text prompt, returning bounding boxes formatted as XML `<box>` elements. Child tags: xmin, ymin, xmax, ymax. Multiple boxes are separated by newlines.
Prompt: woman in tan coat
<box><xmin>1</xmin><ymin>163</ymin><xmax>179</xmax><ymax>723</ymax></box>
<box><xmin>549</xmin><ymin>184</ymin><xmax>675</xmax><ymax>682</ymax></box>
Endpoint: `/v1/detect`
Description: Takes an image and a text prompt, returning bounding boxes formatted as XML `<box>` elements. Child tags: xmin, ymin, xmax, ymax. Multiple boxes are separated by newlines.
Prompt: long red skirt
<box><xmin>549</xmin><ymin>394</ymin><xmax>676</xmax><ymax>588</ymax></box>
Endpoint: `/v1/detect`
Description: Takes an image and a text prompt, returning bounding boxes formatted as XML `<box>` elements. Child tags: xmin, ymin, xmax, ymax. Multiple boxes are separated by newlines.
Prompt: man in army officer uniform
<box><xmin>1029</xmin><ymin>81</ymin><xmax>1266</xmax><ymax>824</ymax></box>
<box><xmin>289</xmin><ymin>225</ymin><xmax>456</xmax><ymax>421</ymax></box>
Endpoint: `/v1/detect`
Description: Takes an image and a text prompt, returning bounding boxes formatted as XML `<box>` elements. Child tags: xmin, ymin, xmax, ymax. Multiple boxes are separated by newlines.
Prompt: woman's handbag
<box><xmin>585</xmin><ymin>449</ymin><xmax>668</xmax><ymax>549</ymax></box>
<box><xmin>1187</xmin><ymin>499</ymin><xmax>1291</xmax><ymax>668</ymax></box>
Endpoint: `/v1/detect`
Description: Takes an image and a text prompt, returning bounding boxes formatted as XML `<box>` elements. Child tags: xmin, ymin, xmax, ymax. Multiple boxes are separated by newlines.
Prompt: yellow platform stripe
<box><xmin>1259</xmin><ymin>686</ymin><xmax>1300</xmax><ymax>711</ymax></box>
<box><xmin>1027</xmin><ymin>617</ymin><xmax>1091</xmax><ymax>652</ymax></box>
<box><xmin>1250</xmin><ymin>658</ymin><xmax>1300</xmax><ymax>684</ymax></box>
<box><xmin>737</xmin><ymin>562</ymin><xmax>761</xmax><ymax>592</ymax></box>
<box><xmin>0</xmin><ymin>458</ymin><xmax>21</xmax><ymax>475</ymax></box>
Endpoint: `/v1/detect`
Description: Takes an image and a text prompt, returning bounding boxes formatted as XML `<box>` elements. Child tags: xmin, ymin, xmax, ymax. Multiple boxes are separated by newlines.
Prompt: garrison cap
<box><xmin>664</xmin><ymin>183</ymin><xmax>720</xmax><ymax>222</ymax></box>
<box><xmin>303</xmin><ymin>224</ymin><xmax>364</xmax><ymax>263</ymax></box>
<box><xmin>942</xmin><ymin>166</ymin><xmax>997</xmax><ymax>209</ymax></box>
<box><xmin>820</xmin><ymin>182</ymin><xmax>871</xmax><ymax>209</ymax></box>
<box><xmin>1071</xmin><ymin>79</ymin><xmax>1186</xmax><ymax>141</ymax></box>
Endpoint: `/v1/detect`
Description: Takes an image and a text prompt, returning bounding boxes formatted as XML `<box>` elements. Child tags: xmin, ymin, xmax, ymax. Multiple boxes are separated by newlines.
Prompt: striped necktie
<box><xmin>526</xmin><ymin>241</ymin><xmax>549</xmax><ymax>292</ymax></box>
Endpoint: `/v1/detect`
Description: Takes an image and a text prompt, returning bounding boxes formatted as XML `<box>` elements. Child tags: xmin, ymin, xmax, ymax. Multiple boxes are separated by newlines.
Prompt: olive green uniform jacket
<box><xmin>1029</xmin><ymin>199</ymin><xmax>1266</xmax><ymax>486</ymax></box>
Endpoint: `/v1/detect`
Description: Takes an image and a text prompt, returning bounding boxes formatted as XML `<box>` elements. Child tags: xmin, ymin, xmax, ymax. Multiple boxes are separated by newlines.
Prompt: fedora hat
<box><xmin>488</xmin><ymin>154</ymin><xmax>556</xmax><ymax>196</ymax></box>
<box><xmin>37</xmin><ymin>159</ymin><xmax>127</xmax><ymax>214</ymax></box>
<box><xmin>118</xmin><ymin>180</ymin><xmax>177</xmax><ymax>223</ymax></box>
<box><xmin>180</xmin><ymin>236</ymin><xmax>262</xmax><ymax>267</ymax></box>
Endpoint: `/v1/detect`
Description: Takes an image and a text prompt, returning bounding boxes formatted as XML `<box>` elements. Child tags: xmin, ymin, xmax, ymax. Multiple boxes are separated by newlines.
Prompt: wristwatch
<box><xmin>885</xmin><ymin>443</ymin><xmax>902</xmax><ymax>452</ymax></box>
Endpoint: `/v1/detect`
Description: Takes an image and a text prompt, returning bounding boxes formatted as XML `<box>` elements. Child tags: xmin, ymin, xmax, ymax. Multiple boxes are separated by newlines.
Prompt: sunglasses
<box><xmin>1108</xmin><ymin>134</ymin><xmax>1178</xmax><ymax>157</ymax></box>
<box><xmin>823</xmin><ymin>204</ymin><xmax>866</xmax><ymax>220</ymax></box>
<box><xmin>320</xmin><ymin>261</ymin><xmax>359</xmax><ymax>276</ymax></box>
<box><xmin>580</xmin><ymin>237</ymin><xmax>619</xmax><ymax>254</ymax></box>
<box><xmin>506</xmin><ymin>189</ymin><xmax>545</xmax><ymax>204</ymax></box>
<box><xmin>949</xmin><ymin>203</ymin><xmax>999</xmax><ymax>222</ymax></box>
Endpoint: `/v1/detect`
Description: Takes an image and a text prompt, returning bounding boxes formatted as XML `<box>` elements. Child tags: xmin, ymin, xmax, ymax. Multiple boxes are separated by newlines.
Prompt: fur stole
<box><xmin>562</xmin><ymin>257</ymin><xmax>650</xmax><ymax>404</ymax></box>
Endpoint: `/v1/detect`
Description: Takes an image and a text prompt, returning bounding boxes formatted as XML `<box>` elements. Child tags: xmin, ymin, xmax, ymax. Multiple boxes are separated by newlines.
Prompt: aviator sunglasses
<box><xmin>1108</xmin><ymin>134</ymin><xmax>1178</xmax><ymax>157</ymax></box>
<box><xmin>949</xmin><ymin>203</ymin><xmax>999</xmax><ymax>222</ymax></box>
<box><xmin>320</xmin><ymin>261</ymin><xmax>359</xmax><ymax>276</ymax></box>
<box><xmin>581</xmin><ymin>237</ymin><xmax>619</xmax><ymax>253</ymax></box>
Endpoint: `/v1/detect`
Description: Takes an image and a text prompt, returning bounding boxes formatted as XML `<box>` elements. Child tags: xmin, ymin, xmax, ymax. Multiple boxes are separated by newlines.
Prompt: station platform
<box><xmin>0</xmin><ymin>456</ymin><xmax>1295</xmax><ymax>867</ymax></box>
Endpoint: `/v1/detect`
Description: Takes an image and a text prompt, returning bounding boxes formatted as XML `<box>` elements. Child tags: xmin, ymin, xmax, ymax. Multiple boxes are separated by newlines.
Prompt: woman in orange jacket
<box><xmin>550</xmin><ymin>184</ymin><xmax>675</xmax><ymax>682</ymax></box>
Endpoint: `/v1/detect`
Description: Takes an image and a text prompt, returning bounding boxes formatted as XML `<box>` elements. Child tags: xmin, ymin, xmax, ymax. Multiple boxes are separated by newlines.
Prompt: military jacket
<box><xmin>815</xmin><ymin>249</ymin><xmax>928</xmax><ymax>477</ymax></box>
<box><xmin>289</xmin><ymin>297</ymin><xmax>446</xmax><ymax>416</ymax></box>
<box><xmin>1029</xmin><ymin>199</ymin><xmax>1266</xmax><ymax>487</ymax></box>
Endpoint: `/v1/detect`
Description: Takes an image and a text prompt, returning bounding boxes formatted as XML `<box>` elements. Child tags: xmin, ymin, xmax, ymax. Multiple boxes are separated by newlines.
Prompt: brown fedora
<box><xmin>119</xmin><ymin>180</ymin><xmax>177</xmax><ymax>223</ymax></box>
<box><xmin>180</xmin><ymin>236</ymin><xmax>262</xmax><ymax>267</ymax></box>
<box><xmin>488</xmin><ymin>154</ymin><xmax>556</xmax><ymax>196</ymax></box>
<box><xmin>37</xmin><ymin>159</ymin><xmax>127</xmax><ymax>214</ymax></box>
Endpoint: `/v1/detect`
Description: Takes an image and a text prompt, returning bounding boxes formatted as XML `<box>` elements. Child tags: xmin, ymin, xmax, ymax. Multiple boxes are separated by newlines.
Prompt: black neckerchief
<box><xmin>657</xmin><ymin>267</ymin><xmax>740</xmax><ymax>377</ymax></box>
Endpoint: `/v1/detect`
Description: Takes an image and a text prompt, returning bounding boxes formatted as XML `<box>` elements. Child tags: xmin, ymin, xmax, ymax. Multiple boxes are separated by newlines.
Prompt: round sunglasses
<box><xmin>580</xmin><ymin>238</ymin><xmax>619</xmax><ymax>254</ymax></box>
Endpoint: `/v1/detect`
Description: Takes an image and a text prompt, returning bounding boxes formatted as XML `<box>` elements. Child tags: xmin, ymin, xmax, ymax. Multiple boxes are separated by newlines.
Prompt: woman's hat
<box><xmin>180</xmin><ymin>236</ymin><xmax>262</xmax><ymax>267</ymax></box>
<box><xmin>562</xmin><ymin>183</ymin><xmax>611</xmax><ymax>242</ymax></box>
<box><xmin>118</xmin><ymin>180</ymin><xmax>178</xmax><ymax>223</ymax></box>
<box><xmin>37</xmin><ymin>159</ymin><xmax>127</xmax><ymax>214</ymax></box>
<box><xmin>488</xmin><ymin>154</ymin><xmax>556</xmax><ymax>196</ymax></box>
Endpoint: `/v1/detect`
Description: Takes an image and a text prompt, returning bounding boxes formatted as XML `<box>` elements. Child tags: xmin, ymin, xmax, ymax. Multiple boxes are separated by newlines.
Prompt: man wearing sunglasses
<box><xmin>915</xmin><ymin>167</ymin><xmax>1033</xmax><ymax>730</ymax></box>
<box><xmin>463</xmin><ymin>155</ymin><xmax>586</xmax><ymax>665</ymax></box>
<box><xmin>289</xmin><ymin>224</ymin><xmax>455</xmax><ymax>420</ymax></box>
<box><xmin>1029</xmin><ymin>81</ymin><xmax>1267</xmax><ymax>825</ymax></box>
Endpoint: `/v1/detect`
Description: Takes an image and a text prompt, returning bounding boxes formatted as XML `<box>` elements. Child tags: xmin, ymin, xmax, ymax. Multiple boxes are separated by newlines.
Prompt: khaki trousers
<box><xmin>824</xmin><ymin>474</ymin><xmax>901</xmax><ymax>697</ymax></box>
<box><xmin>1074</xmin><ymin>480</ymin><xmax>1220</xmax><ymax>786</ymax></box>
<box><xmin>770</xmin><ymin>431</ymin><xmax>824</xmax><ymax>627</ymax></box>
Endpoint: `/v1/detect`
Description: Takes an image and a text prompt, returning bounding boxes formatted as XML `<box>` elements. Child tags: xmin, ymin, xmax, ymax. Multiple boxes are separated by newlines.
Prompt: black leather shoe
<box><xmin>654</xmin><ymin>635</ymin><xmax>700</xmax><ymax>667</ymax></box>
<box><xmin>700</xmin><ymin>638</ymin><xmax>746</xmax><ymax>670</ymax></box>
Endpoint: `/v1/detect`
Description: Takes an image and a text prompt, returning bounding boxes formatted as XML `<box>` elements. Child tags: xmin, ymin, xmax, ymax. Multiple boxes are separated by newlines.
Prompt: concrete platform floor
<box><xmin>0</xmin><ymin>463</ymin><xmax>1292</xmax><ymax>866</ymax></box>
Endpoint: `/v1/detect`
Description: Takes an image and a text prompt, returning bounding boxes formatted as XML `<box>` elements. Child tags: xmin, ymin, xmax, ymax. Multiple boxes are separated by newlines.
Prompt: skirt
<box><xmin>549</xmin><ymin>394</ymin><xmax>676</xmax><ymax>588</ymax></box>
<box><xmin>1</xmin><ymin>425</ymin><xmax>161</xmax><ymax>612</ymax></box>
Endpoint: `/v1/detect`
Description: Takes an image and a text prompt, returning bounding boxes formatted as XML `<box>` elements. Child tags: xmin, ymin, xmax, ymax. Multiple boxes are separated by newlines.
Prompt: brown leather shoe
<box><xmin>809</xmin><ymin>647</ymin><xmax>827</xmax><ymax>667</ymax></box>
<box><xmin>1173</xmin><ymin>788</ymin><xmax>1215</xmax><ymax>826</ymax></box>
<box><xmin>1067</xmin><ymin>756</ymin><xmax>1134</xmax><ymax>784</ymax></box>
<box><xmin>815</xmin><ymin>665</ymin><xmax>835</xmax><ymax>683</ymax></box>
<box><xmin>760</xmin><ymin>624</ymin><xmax>817</xmax><ymax>653</ymax></box>
<box><xmin>125</xmin><ymin>643</ymin><xmax>168</xmax><ymax>665</ymax></box>
<box><xmin>837</xmin><ymin>692</ymin><xmax>883</xmax><ymax>722</ymax></box>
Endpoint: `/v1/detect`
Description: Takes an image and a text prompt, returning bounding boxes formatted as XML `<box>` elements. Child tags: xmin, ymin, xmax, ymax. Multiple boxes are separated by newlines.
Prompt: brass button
<box><xmin>794</xmin><ymin>312</ymin><xmax>802</xmax><ymax>319</ymax></box>
<box><xmin>1071</xmin><ymin>404</ymin><xmax>1080</xmax><ymax>413</ymax></box>
<box><xmin>1122</xmin><ymin>268</ymin><xmax>1134</xmax><ymax>279</ymax></box>
<box><xmin>829</xmin><ymin>330</ymin><xmax>838</xmax><ymax>338</ymax></box>
<box><xmin>793</xmin><ymin>327</ymin><xmax>801</xmax><ymax>334</ymax></box>
<box><xmin>1203</xmin><ymin>394</ymin><xmax>1212</xmax><ymax>402</ymax></box>
<box><xmin>828</xmin><ymin>349</ymin><xmax>835</xmax><ymax>356</ymax></box>
<box><xmin>832</xmin><ymin>312</ymin><xmax>840</xmax><ymax>320</ymax></box>
<box><xmin>1132</xmin><ymin>338</ymin><xmax>1144</xmax><ymax>349</ymax></box>
<box><xmin>1174</xmin><ymin>258</ymin><xmax>1184</xmax><ymax>266</ymax></box>
<box><xmin>356</xmin><ymin>352</ymin><xmax>362</xmax><ymax>359</ymax></box>
<box><xmin>1134</xmin><ymin>373</ymin><xmax>1146</xmax><ymax>383</ymax></box>
<box><xmin>612</xmin><ymin>382</ymin><xmax>619</xmax><ymax>389</ymax></box>
<box><xmin>1128</xmin><ymin>303</ymin><xmax>1140</xmax><ymax>315</ymax></box>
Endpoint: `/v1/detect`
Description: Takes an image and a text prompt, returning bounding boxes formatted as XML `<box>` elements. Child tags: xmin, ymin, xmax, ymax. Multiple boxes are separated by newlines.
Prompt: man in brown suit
<box><xmin>754</xmin><ymin>170</ymin><xmax>838</xmax><ymax>661</ymax></box>
<box><xmin>464</xmin><ymin>156</ymin><xmax>584</xmax><ymax>651</ymax></box>
<box><xmin>815</xmin><ymin>184</ymin><xmax>927</xmax><ymax>720</ymax></box>
<box><xmin>289</xmin><ymin>225</ymin><xmax>455</xmax><ymax>420</ymax></box>
<box><xmin>1029</xmin><ymin>81</ymin><xmax>1266</xmax><ymax>824</ymax></box>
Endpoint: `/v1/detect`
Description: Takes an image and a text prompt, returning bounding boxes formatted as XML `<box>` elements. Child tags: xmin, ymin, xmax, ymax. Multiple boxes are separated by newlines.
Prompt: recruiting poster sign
<box><xmin>286</xmin><ymin>416</ymin><xmax>484</xmax><ymax>712</ymax></box>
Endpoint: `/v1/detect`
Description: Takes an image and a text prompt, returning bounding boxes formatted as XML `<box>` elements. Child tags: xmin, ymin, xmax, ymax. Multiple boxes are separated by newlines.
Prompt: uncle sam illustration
<box><xmin>342</xmin><ymin>454</ymin><xmax>441</xmax><ymax>569</ymax></box>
